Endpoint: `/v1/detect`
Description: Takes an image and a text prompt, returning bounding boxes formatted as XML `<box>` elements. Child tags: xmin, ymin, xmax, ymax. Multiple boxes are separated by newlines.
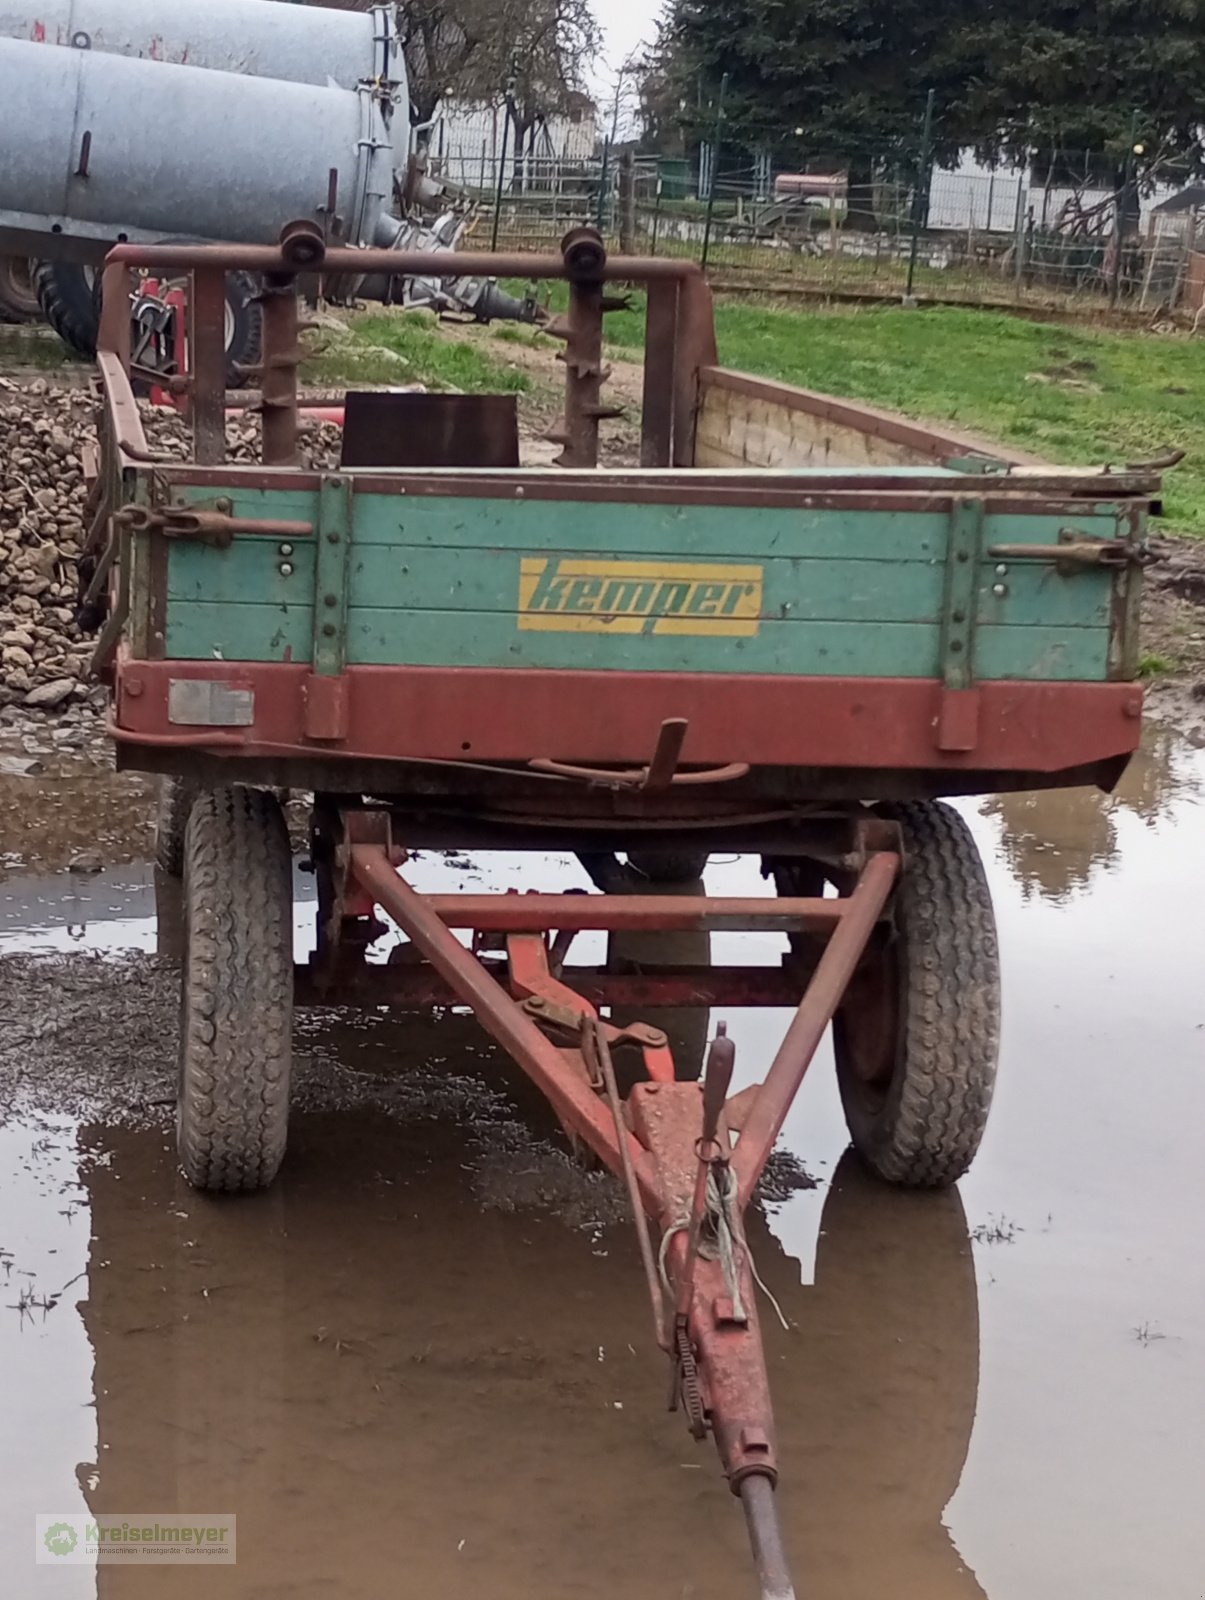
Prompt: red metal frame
<box><xmin>111</xmin><ymin>658</ymin><xmax>1143</xmax><ymax>777</ymax></box>
<box><xmin>339</xmin><ymin>836</ymin><xmax>898</xmax><ymax>1595</ymax></box>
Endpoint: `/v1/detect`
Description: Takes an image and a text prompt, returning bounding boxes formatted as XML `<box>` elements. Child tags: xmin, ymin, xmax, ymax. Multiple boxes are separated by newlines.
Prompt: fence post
<box><xmin>618</xmin><ymin>149</ymin><xmax>636</xmax><ymax>252</ymax></box>
<box><xmin>700</xmin><ymin>72</ymin><xmax>728</xmax><ymax>272</ymax></box>
<box><xmin>596</xmin><ymin>136</ymin><xmax>611</xmax><ymax>232</ymax></box>
<box><xmin>651</xmin><ymin>174</ymin><xmax>663</xmax><ymax>256</ymax></box>
<box><xmin>904</xmin><ymin>89</ymin><xmax>935</xmax><ymax>301</ymax></box>
<box><xmin>1110</xmin><ymin>116</ymin><xmax>1140</xmax><ymax>309</ymax></box>
<box><xmin>491</xmin><ymin>64</ymin><xmax>517</xmax><ymax>252</ymax></box>
<box><xmin>1012</xmin><ymin>176</ymin><xmax>1026</xmax><ymax>300</ymax></box>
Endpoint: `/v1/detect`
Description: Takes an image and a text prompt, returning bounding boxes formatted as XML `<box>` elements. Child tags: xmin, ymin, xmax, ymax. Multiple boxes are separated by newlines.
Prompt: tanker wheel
<box><xmin>154</xmin><ymin>777</ymin><xmax>202</xmax><ymax>878</ymax></box>
<box><xmin>177</xmin><ymin>787</ymin><xmax>293</xmax><ymax>1192</ymax></box>
<box><xmin>0</xmin><ymin>256</ymin><xmax>41</xmax><ymax>323</ymax></box>
<box><xmin>830</xmin><ymin>801</ymin><xmax>1000</xmax><ymax>1188</ymax></box>
<box><xmin>33</xmin><ymin>262</ymin><xmax>99</xmax><ymax>358</ymax></box>
<box><xmin>142</xmin><ymin>241</ymin><xmax>264</xmax><ymax>387</ymax></box>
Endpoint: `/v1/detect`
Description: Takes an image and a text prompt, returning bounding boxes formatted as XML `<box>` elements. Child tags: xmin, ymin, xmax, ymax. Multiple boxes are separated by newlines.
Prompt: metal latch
<box><xmin>987</xmin><ymin>528</ymin><xmax>1156</xmax><ymax>574</ymax></box>
<box><xmin>116</xmin><ymin>502</ymin><xmax>313</xmax><ymax>549</ymax></box>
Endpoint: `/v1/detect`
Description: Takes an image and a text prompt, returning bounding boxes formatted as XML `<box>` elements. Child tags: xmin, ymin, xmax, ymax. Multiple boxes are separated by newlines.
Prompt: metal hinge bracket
<box><xmin>312</xmin><ymin>474</ymin><xmax>353</xmax><ymax>676</ymax></box>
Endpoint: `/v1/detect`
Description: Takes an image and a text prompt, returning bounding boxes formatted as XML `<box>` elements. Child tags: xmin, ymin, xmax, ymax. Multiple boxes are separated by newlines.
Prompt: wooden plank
<box><xmin>694</xmin><ymin>367</ymin><xmax>1031</xmax><ymax>470</ymax></box>
<box><xmin>164</xmin><ymin>542</ymin><xmax>1112</xmax><ymax>632</ymax></box>
<box><xmin>165</xmin><ymin>487</ymin><xmax>1125</xmax><ymax>565</ymax></box>
<box><xmin>164</xmin><ymin>602</ymin><xmax>1110</xmax><ymax>681</ymax></box>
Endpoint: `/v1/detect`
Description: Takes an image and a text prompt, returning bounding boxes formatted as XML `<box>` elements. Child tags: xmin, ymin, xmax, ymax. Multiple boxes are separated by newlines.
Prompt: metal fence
<box><xmin>440</xmin><ymin>150</ymin><xmax>1205</xmax><ymax>317</ymax></box>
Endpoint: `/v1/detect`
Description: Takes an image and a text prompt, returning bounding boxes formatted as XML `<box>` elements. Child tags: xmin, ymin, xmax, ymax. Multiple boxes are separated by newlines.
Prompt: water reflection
<box><xmin>67</xmin><ymin>1009</ymin><xmax>982</xmax><ymax>1599</ymax></box>
<box><xmin>979</xmin><ymin>726</ymin><xmax>1205</xmax><ymax>904</ymax></box>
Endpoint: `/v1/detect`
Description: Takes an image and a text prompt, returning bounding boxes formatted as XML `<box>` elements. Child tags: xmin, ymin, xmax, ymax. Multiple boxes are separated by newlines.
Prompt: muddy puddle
<box><xmin>2</xmin><ymin>727</ymin><xmax>1204</xmax><ymax>1599</ymax></box>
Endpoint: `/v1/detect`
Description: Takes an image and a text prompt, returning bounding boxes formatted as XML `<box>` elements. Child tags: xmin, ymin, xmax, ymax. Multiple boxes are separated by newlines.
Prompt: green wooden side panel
<box><xmin>168</xmin><ymin>602</ymin><xmax>1109</xmax><ymax>681</ymax></box>
<box><xmin>166</xmin><ymin>543</ymin><xmax>1112</xmax><ymax>631</ymax></box>
<box><xmin>161</xmin><ymin>485</ymin><xmax>1128</xmax><ymax>682</ymax></box>
<box><xmin>171</xmin><ymin>550</ymin><xmax>941</xmax><ymax>623</ymax></box>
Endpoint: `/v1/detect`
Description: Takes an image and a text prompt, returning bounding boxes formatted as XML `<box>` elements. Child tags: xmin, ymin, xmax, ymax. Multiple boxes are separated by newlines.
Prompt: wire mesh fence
<box><xmin>438</xmin><ymin>148</ymin><xmax>1205</xmax><ymax>317</ymax></box>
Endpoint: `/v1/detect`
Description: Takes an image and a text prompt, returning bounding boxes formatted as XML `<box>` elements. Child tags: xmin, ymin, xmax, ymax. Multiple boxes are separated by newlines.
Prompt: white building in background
<box><xmin>927</xmin><ymin>151</ymin><xmax>1183</xmax><ymax>234</ymax></box>
<box><xmin>425</xmin><ymin>93</ymin><xmax>598</xmax><ymax>190</ymax></box>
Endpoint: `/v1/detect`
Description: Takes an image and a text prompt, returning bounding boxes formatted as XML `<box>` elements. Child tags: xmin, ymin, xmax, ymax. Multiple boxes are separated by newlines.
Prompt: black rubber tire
<box><xmin>154</xmin><ymin>777</ymin><xmax>201</xmax><ymax>878</ymax></box>
<box><xmin>144</xmin><ymin>245</ymin><xmax>263</xmax><ymax>386</ymax></box>
<box><xmin>833</xmin><ymin>801</ymin><xmax>1000</xmax><ymax>1188</ymax></box>
<box><xmin>0</xmin><ymin>256</ymin><xmax>41</xmax><ymax>323</ymax></box>
<box><xmin>36</xmin><ymin>256</ymin><xmax>262</xmax><ymax>383</ymax></box>
<box><xmin>33</xmin><ymin>261</ymin><xmax>99</xmax><ymax>358</ymax></box>
<box><xmin>178</xmin><ymin>787</ymin><xmax>293</xmax><ymax>1192</ymax></box>
<box><xmin>216</xmin><ymin>270</ymin><xmax>264</xmax><ymax>386</ymax></box>
<box><xmin>626</xmin><ymin>848</ymin><xmax>710</xmax><ymax>883</ymax></box>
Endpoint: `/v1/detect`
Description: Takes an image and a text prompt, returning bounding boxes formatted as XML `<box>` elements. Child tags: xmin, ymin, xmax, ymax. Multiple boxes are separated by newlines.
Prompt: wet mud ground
<box><xmin>1</xmin><ymin>726</ymin><xmax>1204</xmax><ymax>1599</ymax></box>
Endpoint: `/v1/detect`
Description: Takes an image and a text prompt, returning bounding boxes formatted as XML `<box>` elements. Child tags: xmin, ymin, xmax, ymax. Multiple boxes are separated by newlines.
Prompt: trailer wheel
<box><xmin>178</xmin><ymin>787</ymin><xmax>293</xmax><ymax>1192</ymax></box>
<box><xmin>154</xmin><ymin>777</ymin><xmax>202</xmax><ymax>878</ymax></box>
<box><xmin>0</xmin><ymin>256</ymin><xmax>41</xmax><ymax>323</ymax></box>
<box><xmin>33</xmin><ymin>262</ymin><xmax>99</xmax><ymax>358</ymax></box>
<box><xmin>626</xmin><ymin>848</ymin><xmax>710</xmax><ymax>883</ymax></box>
<box><xmin>834</xmin><ymin>802</ymin><xmax>999</xmax><ymax>1188</ymax></box>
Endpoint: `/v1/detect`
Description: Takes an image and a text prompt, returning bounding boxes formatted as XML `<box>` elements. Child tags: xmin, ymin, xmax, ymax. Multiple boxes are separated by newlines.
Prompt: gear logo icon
<box><xmin>44</xmin><ymin>1522</ymin><xmax>78</xmax><ymax>1557</ymax></box>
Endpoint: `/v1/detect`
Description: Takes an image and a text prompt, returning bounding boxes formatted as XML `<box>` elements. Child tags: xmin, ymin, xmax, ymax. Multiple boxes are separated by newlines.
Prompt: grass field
<box><xmin>311</xmin><ymin>294</ymin><xmax>1205</xmax><ymax>537</ymax></box>
<box><xmin>305</xmin><ymin>311</ymin><xmax>532</xmax><ymax>395</ymax></box>
<box><xmin>705</xmin><ymin>304</ymin><xmax>1205</xmax><ymax>535</ymax></box>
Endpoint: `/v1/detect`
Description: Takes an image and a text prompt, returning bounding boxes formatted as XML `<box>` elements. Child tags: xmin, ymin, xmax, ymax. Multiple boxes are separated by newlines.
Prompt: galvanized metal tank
<box><xmin>0</xmin><ymin>0</ymin><xmax>402</xmax><ymax>90</ymax></box>
<box><xmin>0</xmin><ymin>36</ymin><xmax>397</xmax><ymax>257</ymax></box>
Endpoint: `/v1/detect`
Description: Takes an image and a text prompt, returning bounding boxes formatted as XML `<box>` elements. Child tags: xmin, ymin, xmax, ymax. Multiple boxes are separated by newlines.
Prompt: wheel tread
<box><xmin>839</xmin><ymin>802</ymin><xmax>1000</xmax><ymax>1188</ymax></box>
<box><xmin>178</xmin><ymin>787</ymin><xmax>292</xmax><ymax>1192</ymax></box>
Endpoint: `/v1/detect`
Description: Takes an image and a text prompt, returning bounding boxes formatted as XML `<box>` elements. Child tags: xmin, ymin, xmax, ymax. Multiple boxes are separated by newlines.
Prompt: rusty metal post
<box><xmin>190</xmin><ymin>266</ymin><xmax>228</xmax><ymax>466</ymax></box>
<box><xmin>259</xmin><ymin>273</ymin><xmax>300</xmax><ymax>466</ymax></box>
<box><xmin>672</xmin><ymin>271</ymin><xmax>719</xmax><ymax>466</ymax></box>
<box><xmin>641</xmin><ymin>277</ymin><xmax>678</xmax><ymax>466</ymax></box>
<box><xmin>97</xmin><ymin>260</ymin><xmax>132</xmax><ymax>367</ymax></box>
<box><xmin>556</xmin><ymin>226</ymin><xmax>608</xmax><ymax>468</ymax></box>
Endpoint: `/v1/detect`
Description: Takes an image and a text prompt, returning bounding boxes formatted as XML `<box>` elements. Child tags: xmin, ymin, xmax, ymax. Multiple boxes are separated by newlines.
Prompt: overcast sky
<box><xmin>589</xmin><ymin>0</ymin><xmax>656</xmax><ymax>100</ymax></box>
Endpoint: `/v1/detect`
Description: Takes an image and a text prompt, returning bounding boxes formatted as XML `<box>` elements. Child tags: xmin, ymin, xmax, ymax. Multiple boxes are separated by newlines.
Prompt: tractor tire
<box><xmin>218</xmin><ymin>270</ymin><xmax>264</xmax><ymax>387</ymax></box>
<box><xmin>154</xmin><ymin>777</ymin><xmax>201</xmax><ymax>878</ymax></box>
<box><xmin>33</xmin><ymin>261</ymin><xmax>99</xmax><ymax>358</ymax></box>
<box><xmin>0</xmin><ymin>256</ymin><xmax>41</xmax><ymax>323</ymax></box>
<box><xmin>178</xmin><ymin>787</ymin><xmax>294</xmax><ymax>1193</ymax></box>
<box><xmin>831</xmin><ymin>801</ymin><xmax>1000</xmax><ymax>1188</ymax></box>
<box><xmin>626</xmin><ymin>848</ymin><xmax>710</xmax><ymax>883</ymax></box>
<box><xmin>148</xmin><ymin>241</ymin><xmax>263</xmax><ymax>387</ymax></box>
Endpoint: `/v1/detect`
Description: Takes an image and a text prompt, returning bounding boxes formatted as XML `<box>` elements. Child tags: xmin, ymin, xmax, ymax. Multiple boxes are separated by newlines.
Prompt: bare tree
<box><xmin>397</xmin><ymin>0</ymin><xmax>597</xmax><ymax>146</ymax></box>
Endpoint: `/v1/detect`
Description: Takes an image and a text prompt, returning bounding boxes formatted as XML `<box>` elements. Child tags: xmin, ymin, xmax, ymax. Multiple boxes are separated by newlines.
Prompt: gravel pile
<box><xmin>0</xmin><ymin>375</ymin><xmax>340</xmax><ymax>717</ymax></box>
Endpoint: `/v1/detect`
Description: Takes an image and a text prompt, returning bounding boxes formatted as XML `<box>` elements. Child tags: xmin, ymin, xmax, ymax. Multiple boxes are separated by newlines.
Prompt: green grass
<box><xmin>306</xmin><ymin>293</ymin><xmax>1205</xmax><ymax>536</ymax></box>
<box><xmin>1138</xmin><ymin>651</ymin><xmax>1178</xmax><ymax>677</ymax></box>
<box><xmin>505</xmin><ymin>291</ymin><xmax>1205</xmax><ymax>533</ymax></box>
<box><xmin>304</xmin><ymin>310</ymin><xmax>532</xmax><ymax>394</ymax></box>
<box><xmin>701</xmin><ymin>304</ymin><xmax>1205</xmax><ymax>534</ymax></box>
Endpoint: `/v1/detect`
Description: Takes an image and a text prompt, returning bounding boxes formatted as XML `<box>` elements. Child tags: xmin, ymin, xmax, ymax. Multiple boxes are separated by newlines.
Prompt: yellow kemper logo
<box><xmin>518</xmin><ymin>557</ymin><xmax>763</xmax><ymax>636</ymax></box>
